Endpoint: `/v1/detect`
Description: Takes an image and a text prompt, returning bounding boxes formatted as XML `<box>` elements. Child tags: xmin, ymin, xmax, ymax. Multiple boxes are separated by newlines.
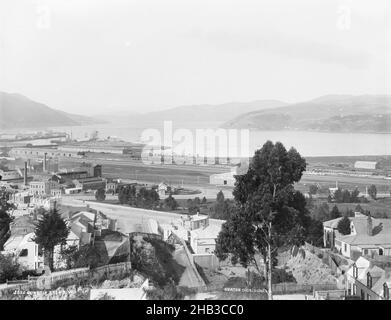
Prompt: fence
<box><xmin>0</xmin><ymin>262</ymin><xmax>132</xmax><ymax>297</ymax></box>
<box><xmin>193</xmin><ymin>254</ymin><xmax>220</xmax><ymax>271</ymax></box>
<box><xmin>272</xmin><ymin>282</ymin><xmax>338</xmax><ymax>294</ymax></box>
<box><xmin>303</xmin><ymin>242</ymin><xmax>346</xmax><ymax>276</ymax></box>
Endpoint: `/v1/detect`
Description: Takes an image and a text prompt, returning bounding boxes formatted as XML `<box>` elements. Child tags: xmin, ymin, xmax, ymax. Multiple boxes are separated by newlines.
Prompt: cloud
<box><xmin>183</xmin><ymin>28</ymin><xmax>371</xmax><ymax>69</ymax></box>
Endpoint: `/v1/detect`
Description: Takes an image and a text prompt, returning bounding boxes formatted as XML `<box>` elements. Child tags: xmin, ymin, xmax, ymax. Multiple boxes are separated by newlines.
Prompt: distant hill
<box><xmin>223</xmin><ymin>95</ymin><xmax>391</xmax><ymax>133</ymax></box>
<box><xmin>0</xmin><ymin>92</ymin><xmax>103</xmax><ymax>129</ymax></box>
<box><xmin>97</xmin><ymin>100</ymin><xmax>288</xmax><ymax>125</ymax></box>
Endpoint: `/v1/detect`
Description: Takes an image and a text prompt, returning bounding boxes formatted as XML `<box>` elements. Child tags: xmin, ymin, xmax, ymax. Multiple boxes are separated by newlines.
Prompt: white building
<box><xmin>324</xmin><ymin>212</ymin><xmax>391</xmax><ymax>259</ymax></box>
<box><xmin>354</xmin><ymin>161</ymin><xmax>378</xmax><ymax>170</ymax></box>
<box><xmin>2</xmin><ymin>233</ymin><xmax>43</xmax><ymax>271</ymax></box>
<box><xmin>190</xmin><ymin>224</ymin><xmax>221</xmax><ymax>254</ymax></box>
<box><xmin>29</xmin><ymin>180</ymin><xmax>60</xmax><ymax>196</ymax></box>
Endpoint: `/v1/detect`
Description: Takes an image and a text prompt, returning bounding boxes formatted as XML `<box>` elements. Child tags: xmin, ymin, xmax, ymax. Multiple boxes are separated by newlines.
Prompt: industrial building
<box><xmin>29</xmin><ymin>179</ymin><xmax>60</xmax><ymax>196</ymax></box>
<box><xmin>9</xmin><ymin>147</ymin><xmax>81</xmax><ymax>159</ymax></box>
<box><xmin>57</xmin><ymin>141</ymin><xmax>144</xmax><ymax>156</ymax></box>
<box><xmin>0</xmin><ymin>169</ymin><xmax>22</xmax><ymax>181</ymax></box>
<box><xmin>354</xmin><ymin>161</ymin><xmax>379</xmax><ymax>170</ymax></box>
<box><xmin>73</xmin><ymin>177</ymin><xmax>106</xmax><ymax>191</ymax></box>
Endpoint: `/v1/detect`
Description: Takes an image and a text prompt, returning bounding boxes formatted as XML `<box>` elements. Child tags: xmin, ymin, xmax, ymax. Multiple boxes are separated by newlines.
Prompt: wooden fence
<box><xmin>0</xmin><ymin>262</ymin><xmax>132</xmax><ymax>297</ymax></box>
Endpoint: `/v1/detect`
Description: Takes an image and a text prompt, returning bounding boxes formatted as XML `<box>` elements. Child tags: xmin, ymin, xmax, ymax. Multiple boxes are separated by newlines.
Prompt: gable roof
<box><xmin>338</xmin><ymin>218</ymin><xmax>391</xmax><ymax>246</ymax></box>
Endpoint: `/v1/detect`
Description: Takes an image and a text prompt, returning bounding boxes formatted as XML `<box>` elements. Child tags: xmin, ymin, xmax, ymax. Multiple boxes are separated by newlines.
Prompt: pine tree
<box><xmin>34</xmin><ymin>208</ymin><xmax>69</xmax><ymax>271</ymax></box>
<box><xmin>337</xmin><ymin>216</ymin><xmax>351</xmax><ymax>235</ymax></box>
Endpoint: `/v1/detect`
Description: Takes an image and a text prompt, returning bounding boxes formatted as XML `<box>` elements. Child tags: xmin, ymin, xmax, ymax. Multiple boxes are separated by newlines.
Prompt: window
<box><xmin>384</xmin><ymin>283</ymin><xmax>389</xmax><ymax>300</ymax></box>
<box><xmin>344</xmin><ymin>244</ymin><xmax>347</xmax><ymax>252</ymax></box>
<box><xmin>379</xmin><ymin>248</ymin><xmax>384</xmax><ymax>256</ymax></box>
<box><xmin>364</xmin><ymin>249</ymin><xmax>368</xmax><ymax>255</ymax></box>
<box><xmin>19</xmin><ymin>249</ymin><xmax>28</xmax><ymax>257</ymax></box>
<box><xmin>367</xmin><ymin>272</ymin><xmax>373</xmax><ymax>288</ymax></box>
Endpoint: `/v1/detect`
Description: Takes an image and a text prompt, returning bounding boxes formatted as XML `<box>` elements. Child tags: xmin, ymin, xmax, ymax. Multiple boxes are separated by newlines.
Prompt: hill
<box><xmin>0</xmin><ymin>92</ymin><xmax>103</xmax><ymax>129</ymax></box>
<box><xmin>97</xmin><ymin>100</ymin><xmax>288</xmax><ymax>125</ymax></box>
<box><xmin>223</xmin><ymin>95</ymin><xmax>391</xmax><ymax>133</ymax></box>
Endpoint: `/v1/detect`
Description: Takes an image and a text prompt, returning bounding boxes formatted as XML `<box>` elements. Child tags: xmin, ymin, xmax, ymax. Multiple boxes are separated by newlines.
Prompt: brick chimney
<box><xmin>367</xmin><ymin>215</ymin><xmax>373</xmax><ymax>236</ymax></box>
<box><xmin>43</xmin><ymin>153</ymin><xmax>47</xmax><ymax>172</ymax></box>
<box><xmin>24</xmin><ymin>161</ymin><xmax>28</xmax><ymax>185</ymax></box>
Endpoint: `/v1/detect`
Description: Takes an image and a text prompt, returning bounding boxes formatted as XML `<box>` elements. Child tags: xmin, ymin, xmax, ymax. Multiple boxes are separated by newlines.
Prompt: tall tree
<box><xmin>368</xmin><ymin>185</ymin><xmax>377</xmax><ymax>200</ymax></box>
<box><xmin>0</xmin><ymin>190</ymin><xmax>14</xmax><ymax>251</ymax></box>
<box><xmin>0</xmin><ymin>253</ymin><xmax>20</xmax><ymax>283</ymax></box>
<box><xmin>330</xmin><ymin>205</ymin><xmax>341</xmax><ymax>219</ymax></box>
<box><xmin>164</xmin><ymin>194</ymin><xmax>178</xmax><ymax>211</ymax></box>
<box><xmin>95</xmin><ymin>188</ymin><xmax>106</xmax><ymax>202</ymax></box>
<box><xmin>337</xmin><ymin>216</ymin><xmax>351</xmax><ymax>235</ymax></box>
<box><xmin>215</xmin><ymin>141</ymin><xmax>307</xmax><ymax>300</ymax></box>
<box><xmin>34</xmin><ymin>208</ymin><xmax>69</xmax><ymax>271</ymax></box>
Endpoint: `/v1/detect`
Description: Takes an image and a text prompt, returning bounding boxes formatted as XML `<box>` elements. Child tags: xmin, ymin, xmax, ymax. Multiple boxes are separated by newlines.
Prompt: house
<box><xmin>157</xmin><ymin>182</ymin><xmax>168</xmax><ymax>197</ymax></box>
<box><xmin>30</xmin><ymin>196</ymin><xmax>60</xmax><ymax>211</ymax></box>
<box><xmin>2</xmin><ymin>232</ymin><xmax>44</xmax><ymax>271</ymax></box>
<box><xmin>323</xmin><ymin>212</ymin><xmax>391</xmax><ymax>259</ymax></box>
<box><xmin>8</xmin><ymin>215</ymin><xmax>37</xmax><ymax>236</ymax></box>
<box><xmin>345</xmin><ymin>256</ymin><xmax>391</xmax><ymax>300</ymax></box>
<box><xmin>209</xmin><ymin>162</ymin><xmax>248</xmax><ymax>186</ymax></box>
<box><xmin>189</xmin><ymin>224</ymin><xmax>221</xmax><ymax>254</ymax></box>
<box><xmin>182</xmin><ymin>213</ymin><xmax>210</xmax><ymax>231</ymax></box>
<box><xmin>128</xmin><ymin>218</ymin><xmax>162</xmax><ymax>241</ymax></box>
<box><xmin>105</xmin><ymin>179</ymin><xmax>118</xmax><ymax>194</ymax></box>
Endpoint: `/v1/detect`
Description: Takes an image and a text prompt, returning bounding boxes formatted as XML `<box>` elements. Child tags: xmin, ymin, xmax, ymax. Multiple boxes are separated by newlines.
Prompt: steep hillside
<box><xmin>0</xmin><ymin>92</ymin><xmax>102</xmax><ymax>129</ymax></box>
<box><xmin>223</xmin><ymin>95</ymin><xmax>391</xmax><ymax>133</ymax></box>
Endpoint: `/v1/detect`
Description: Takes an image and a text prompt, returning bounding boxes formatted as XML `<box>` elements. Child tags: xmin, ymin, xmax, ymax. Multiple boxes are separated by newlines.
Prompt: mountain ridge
<box><xmin>0</xmin><ymin>92</ymin><xmax>104</xmax><ymax>129</ymax></box>
<box><xmin>223</xmin><ymin>94</ymin><xmax>391</xmax><ymax>133</ymax></box>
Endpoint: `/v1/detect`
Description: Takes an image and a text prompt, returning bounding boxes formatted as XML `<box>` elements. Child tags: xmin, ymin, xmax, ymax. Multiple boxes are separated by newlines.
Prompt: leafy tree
<box><xmin>136</xmin><ymin>188</ymin><xmax>160</xmax><ymax>209</ymax></box>
<box><xmin>0</xmin><ymin>190</ymin><xmax>14</xmax><ymax>250</ymax></box>
<box><xmin>309</xmin><ymin>184</ymin><xmax>318</xmax><ymax>195</ymax></box>
<box><xmin>351</xmin><ymin>188</ymin><xmax>360</xmax><ymax>202</ymax></box>
<box><xmin>330</xmin><ymin>205</ymin><xmax>341</xmax><ymax>219</ymax></box>
<box><xmin>215</xmin><ymin>141</ymin><xmax>307</xmax><ymax>300</ymax></box>
<box><xmin>34</xmin><ymin>208</ymin><xmax>69</xmax><ymax>271</ymax></box>
<box><xmin>72</xmin><ymin>244</ymin><xmax>102</xmax><ymax>269</ymax></box>
<box><xmin>306</xmin><ymin>219</ymin><xmax>324</xmax><ymax>247</ymax></box>
<box><xmin>201</xmin><ymin>196</ymin><xmax>207</xmax><ymax>205</ymax></box>
<box><xmin>118</xmin><ymin>184</ymin><xmax>136</xmax><ymax>205</ymax></box>
<box><xmin>333</xmin><ymin>188</ymin><xmax>343</xmax><ymax>203</ymax></box>
<box><xmin>187</xmin><ymin>198</ymin><xmax>200</xmax><ymax>215</ymax></box>
<box><xmin>342</xmin><ymin>190</ymin><xmax>351</xmax><ymax>203</ymax></box>
<box><xmin>312</xmin><ymin>202</ymin><xmax>330</xmax><ymax>222</ymax></box>
<box><xmin>0</xmin><ymin>253</ymin><xmax>21</xmax><ymax>283</ymax></box>
<box><xmin>163</xmin><ymin>194</ymin><xmax>178</xmax><ymax>211</ymax></box>
<box><xmin>355</xmin><ymin>204</ymin><xmax>364</xmax><ymax>213</ymax></box>
<box><xmin>95</xmin><ymin>188</ymin><xmax>106</xmax><ymax>202</ymax></box>
<box><xmin>368</xmin><ymin>185</ymin><xmax>377</xmax><ymax>200</ymax></box>
<box><xmin>145</xmin><ymin>280</ymin><xmax>185</xmax><ymax>300</ymax></box>
<box><xmin>337</xmin><ymin>216</ymin><xmax>351</xmax><ymax>235</ymax></box>
<box><xmin>213</xmin><ymin>191</ymin><xmax>229</xmax><ymax>219</ymax></box>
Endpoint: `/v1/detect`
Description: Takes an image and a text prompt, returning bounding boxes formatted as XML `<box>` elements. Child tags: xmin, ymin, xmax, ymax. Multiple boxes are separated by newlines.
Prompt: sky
<box><xmin>0</xmin><ymin>0</ymin><xmax>390</xmax><ymax>115</ymax></box>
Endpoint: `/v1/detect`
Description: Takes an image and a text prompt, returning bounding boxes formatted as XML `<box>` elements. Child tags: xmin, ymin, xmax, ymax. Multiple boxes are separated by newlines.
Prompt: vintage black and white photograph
<box><xmin>0</xmin><ymin>0</ymin><xmax>390</xmax><ymax>303</ymax></box>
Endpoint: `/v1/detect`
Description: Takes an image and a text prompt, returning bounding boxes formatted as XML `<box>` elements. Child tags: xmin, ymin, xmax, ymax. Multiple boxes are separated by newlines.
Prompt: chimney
<box><xmin>367</xmin><ymin>215</ymin><xmax>373</xmax><ymax>236</ymax></box>
<box><xmin>24</xmin><ymin>161</ymin><xmax>28</xmax><ymax>185</ymax></box>
<box><xmin>43</xmin><ymin>153</ymin><xmax>47</xmax><ymax>172</ymax></box>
